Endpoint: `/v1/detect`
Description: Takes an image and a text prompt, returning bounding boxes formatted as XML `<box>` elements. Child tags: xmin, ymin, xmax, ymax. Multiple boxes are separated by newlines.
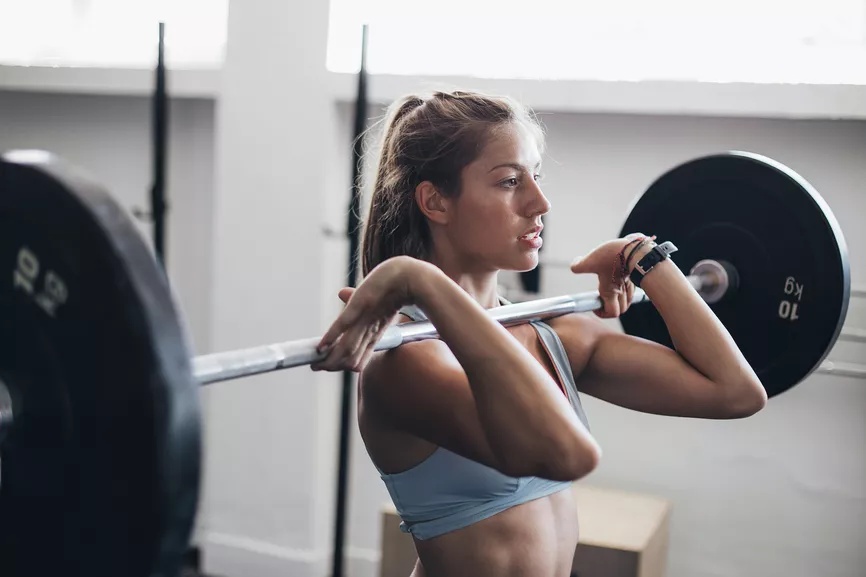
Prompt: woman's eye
<box><xmin>501</xmin><ymin>177</ymin><xmax>519</xmax><ymax>187</ymax></box>
<box><xmin>534</xmin><ymin>173</ymin><xmax>544</xmax><ymax>182</ymax></box>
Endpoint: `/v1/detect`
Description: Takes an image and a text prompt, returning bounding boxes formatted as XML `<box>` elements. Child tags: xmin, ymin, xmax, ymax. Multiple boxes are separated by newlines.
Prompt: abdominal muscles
<box><xmin>412</xmin><ymin>488</ymin><xmax>579</xmax><ymax>577</ymax></box>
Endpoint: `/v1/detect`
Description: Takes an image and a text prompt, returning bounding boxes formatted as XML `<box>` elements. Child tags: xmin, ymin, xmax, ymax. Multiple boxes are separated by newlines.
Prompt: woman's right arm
<box><xmin>316</xmin><ymin>256</ymin><xmax>600</xmax><ymax>480</ymax></box>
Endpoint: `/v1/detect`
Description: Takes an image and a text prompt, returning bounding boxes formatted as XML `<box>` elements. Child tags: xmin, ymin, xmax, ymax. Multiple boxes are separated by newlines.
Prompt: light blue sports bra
<box><xmin>377</xmin><ymin>301</ymin><xmax>590</xmax><ymax>541</ymax></box>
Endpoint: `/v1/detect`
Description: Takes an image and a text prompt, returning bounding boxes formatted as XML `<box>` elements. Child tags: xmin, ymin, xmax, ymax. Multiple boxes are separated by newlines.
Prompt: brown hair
<box><xmin>360</xmin><ymin>90</ymin><xmax>545</xmax><ymax>276</ymax></box>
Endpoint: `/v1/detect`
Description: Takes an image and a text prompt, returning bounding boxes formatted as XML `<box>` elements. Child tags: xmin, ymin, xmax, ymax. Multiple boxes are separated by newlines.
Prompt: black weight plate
<box><xmin>619</xmin><ymin>151</ymin><xmax>850</xmax><ymax>398</ymax></box>
<box><xmin>0</xmin><ymin>151</ymin><xmax>201</xmax><ymax>577</ymax></box>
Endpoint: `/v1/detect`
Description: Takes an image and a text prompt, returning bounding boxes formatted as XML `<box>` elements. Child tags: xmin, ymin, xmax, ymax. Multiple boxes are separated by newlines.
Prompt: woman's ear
<box><xmin>415</xmin><ymin>181</ymin><xmax>450</xmax><ymax>225</ymax></box>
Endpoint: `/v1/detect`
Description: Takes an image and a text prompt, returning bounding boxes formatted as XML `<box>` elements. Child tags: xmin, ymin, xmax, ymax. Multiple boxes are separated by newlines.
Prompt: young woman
<box><xmin>312</xmin><ymin>90</ymin><xmax>767</xmax><ymax>577</ymax></box>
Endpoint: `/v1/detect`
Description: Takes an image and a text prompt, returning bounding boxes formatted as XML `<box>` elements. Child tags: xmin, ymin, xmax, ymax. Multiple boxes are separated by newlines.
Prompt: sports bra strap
<box><xmin>398</xmin><ymin>304</ymin><xmax>427</xmax><ymax>322</ymax></box>
<box><xmin>396</xmin><ymin>297</ymin><xmax>590</xmax><ymax>430</ymax></box>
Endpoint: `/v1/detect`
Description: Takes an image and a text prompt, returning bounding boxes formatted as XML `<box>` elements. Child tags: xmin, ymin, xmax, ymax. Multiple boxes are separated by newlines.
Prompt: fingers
<box><xmin>595</xmin><ymin>287</ymin><xmax>621</xmax><ymax>319</ymax></box>
<box><xmin>596</xmin><ymin>279</ymin><xmax>639</xmax><ymax>319</ymax></box>
<box><xmin>317</xmin><ymin>306</ymin><xmax>357</xmax><ymax>353</ymax></box>
<box><xmin>338</xmin><ymin>287</ymin><xmax>355</xmax><ymax>304</ymax></box>
<box><xmin>345</xmin><ymin>321</ymin><xmax>383</xmax><ymax>370</ymax></box>
<box><xmin>353</xmin><ymin>321</ymin><xmax>389</xmax><ymax>372</ymax></box>
<box><xmin>313</xmin><ymin>278</ymin><xmax>406</xmax><ymax>372</ymax></box>
<box><xmin>312</xmin><ymin>320</ymin><xmax>370</xmax><ymax>372</ymax></box>
<box><xmin>596</xmin><ymin>280</ymin><xmax>637</xmax><ymax>319</ymax></box>
<box><xmin>316</xmin><ymin>288</ymin><xmax>366</xmax><ymax>352</ymax></box>
<box><xmin>313</xmin><ymin>296</ymin><xmax>396</xmax><ymax>373</ymax></box>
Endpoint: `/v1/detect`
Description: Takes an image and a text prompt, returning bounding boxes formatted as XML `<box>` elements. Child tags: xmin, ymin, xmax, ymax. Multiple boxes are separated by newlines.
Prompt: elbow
<box><xmin>506</xmin><ymin>437</ymin><xmax>602</xmax><ymax>481</ymax></box>
<box><xmin>723</xmin><ymin>379</ymin><xmax>768</xmax><ymax>418</ymax></box>
<box><xmin>557</xmin><ymin>440</ymin><xmax>603</xmax><ymax>481</ymax></box>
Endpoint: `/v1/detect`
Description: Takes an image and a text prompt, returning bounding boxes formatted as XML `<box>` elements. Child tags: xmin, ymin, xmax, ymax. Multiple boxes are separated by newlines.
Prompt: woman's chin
<box><xmin>509</xmin><ymin>253</ymin><xmax>541</xmax><ymax>273</ymax></box>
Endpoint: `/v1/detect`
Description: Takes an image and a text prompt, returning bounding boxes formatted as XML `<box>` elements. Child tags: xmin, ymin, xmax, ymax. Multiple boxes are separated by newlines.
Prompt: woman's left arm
<box><xmin>560</xmin><ymin>239</ymin><xmax>768</xmax><ymax>419</ymax></box>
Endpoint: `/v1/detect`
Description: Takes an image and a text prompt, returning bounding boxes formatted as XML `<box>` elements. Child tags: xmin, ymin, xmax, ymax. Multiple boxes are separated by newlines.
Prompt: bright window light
<box><xmin>326</xmin><ymin>0</ymin><xmax>866</xmax><ymax>84</ymax></box>
<box><xmin>0</xmin><ymin>0</ymin><xmax>228</xmax><ymax>67</ymax></box>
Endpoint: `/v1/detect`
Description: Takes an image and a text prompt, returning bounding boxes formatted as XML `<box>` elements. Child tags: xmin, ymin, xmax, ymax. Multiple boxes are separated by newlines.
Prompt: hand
<box><xmin>569</xmin><ymin>234</ymin><xmax>651</xmax><ymax>319</ymax></box>
<box><xmin>312</xmin><ymin>256</ymin><xmax>419</xmax><ymax>372</ymax></box>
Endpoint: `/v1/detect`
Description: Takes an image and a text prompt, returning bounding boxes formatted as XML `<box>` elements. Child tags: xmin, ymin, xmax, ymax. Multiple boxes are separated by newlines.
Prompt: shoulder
<box><xmin>359</xmin><ymin>314</ymin><xmax>460</xmax><ymax>411</ymax></box>
<box><xmin>546</xmin><ymin>311</ymin><xmax>615</xmax><ymax>342</ymax></box>
<box><xmin>544</xmin><ymin>312</ymin><xmax>618</xmax><ymax>374</ymax></box>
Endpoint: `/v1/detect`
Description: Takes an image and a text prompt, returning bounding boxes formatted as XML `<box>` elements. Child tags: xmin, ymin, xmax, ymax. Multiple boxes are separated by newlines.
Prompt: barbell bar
<box><xmin>189</xmin><ymin>261</ymin><xmax>865</xmax><ymax>386</ymax></box>
<box><xmin>0</xmin><ymin>149</ymin><xmax>860</xmax><ymax>577</ymax></box>
<box><xmin>192</xmin><ymin>262</ymin><xmax>714</xmax><ymax>384</ymax></box>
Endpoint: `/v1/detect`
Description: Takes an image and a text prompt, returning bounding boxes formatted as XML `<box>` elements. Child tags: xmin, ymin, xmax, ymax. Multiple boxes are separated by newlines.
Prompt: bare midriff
<box><xmin>408</xmin><ymin>487</ymin><xmax>579</xmax><ymax>577</ymax></box>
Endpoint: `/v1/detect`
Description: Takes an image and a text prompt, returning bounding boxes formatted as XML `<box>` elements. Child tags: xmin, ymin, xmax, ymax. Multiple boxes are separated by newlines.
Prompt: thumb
<box><xmin>570</xmin><ymin>254</ymin><xmax>593</xmax><ymax>274</ymax></box>
<box><xmin>338</xmin><ymin>287</ymin><xmax>355</xmax><ymax>304</ymax></box>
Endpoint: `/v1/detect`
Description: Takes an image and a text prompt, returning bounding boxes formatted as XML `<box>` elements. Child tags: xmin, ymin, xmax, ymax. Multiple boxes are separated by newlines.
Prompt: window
<box><xmin>0</xmin><ymin>0</ymin><xmax>228</xmax><ymax>67</ymax></box>
<box><xmin>326</xmin><ymin>0</ymin><xmax>866</xmax><ymax>83</ymax></box>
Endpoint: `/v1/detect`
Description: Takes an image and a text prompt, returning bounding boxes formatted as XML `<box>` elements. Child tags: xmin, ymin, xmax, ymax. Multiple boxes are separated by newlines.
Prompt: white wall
<box><xmin>199</xmin><ymin>1</ymin><xmax>347</xmax><ymax>576</ymax></box>
<box><xmin>3</xmin><ymin>51</ymin><xmax>865</xmax><ymax>577</ymax></box>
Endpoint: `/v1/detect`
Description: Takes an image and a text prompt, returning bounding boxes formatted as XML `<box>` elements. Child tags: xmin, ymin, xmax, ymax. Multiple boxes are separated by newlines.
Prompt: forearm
<box><xmin>409</xmin><ymin>263</ymin><xmax>598</xmax><ymax>476</ymax></box>
<box><xmin>632</xmin><ymin>248</ymin><xmax>761</xmax><ymax>390</ymax></box>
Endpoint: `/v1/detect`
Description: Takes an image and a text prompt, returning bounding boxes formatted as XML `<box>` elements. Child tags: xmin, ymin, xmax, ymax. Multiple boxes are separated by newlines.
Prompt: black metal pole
<box><xmin>151</xmin><ymin>21</ymin><xmax>169</xmax><ymax>267</ymax></box>
<box><xmin>331</xmin><ymin>24</ymin><xmax>369</xmax><ymax>577</ymax></box>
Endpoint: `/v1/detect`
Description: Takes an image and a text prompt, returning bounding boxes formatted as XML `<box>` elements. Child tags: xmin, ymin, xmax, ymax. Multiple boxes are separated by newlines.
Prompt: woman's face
<box><xmin>442</xmin><ymin>122</ymin><xmax>551</xmax><ymax>272</ymax></box>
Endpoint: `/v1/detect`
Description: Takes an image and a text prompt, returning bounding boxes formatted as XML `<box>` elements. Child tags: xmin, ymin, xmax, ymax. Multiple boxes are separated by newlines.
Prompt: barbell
<box><xmin>0</xmin><ymin>149</ymin><xmax>859</xmax><ymax>577</ymax></box>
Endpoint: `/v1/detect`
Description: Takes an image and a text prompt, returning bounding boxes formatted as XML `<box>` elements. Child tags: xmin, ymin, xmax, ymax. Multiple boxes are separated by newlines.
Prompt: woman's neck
<box><xmin>427</xmin><ymin>253</ymin><xmax>501</xmax><ymax>309</ymax></box>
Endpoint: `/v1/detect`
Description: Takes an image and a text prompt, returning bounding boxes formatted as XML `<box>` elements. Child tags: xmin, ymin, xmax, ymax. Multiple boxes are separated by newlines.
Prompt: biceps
<box><xmin>577</xmin><ymin>332</ymin><xmax>726</xmax><ymax>418</ymax></box>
